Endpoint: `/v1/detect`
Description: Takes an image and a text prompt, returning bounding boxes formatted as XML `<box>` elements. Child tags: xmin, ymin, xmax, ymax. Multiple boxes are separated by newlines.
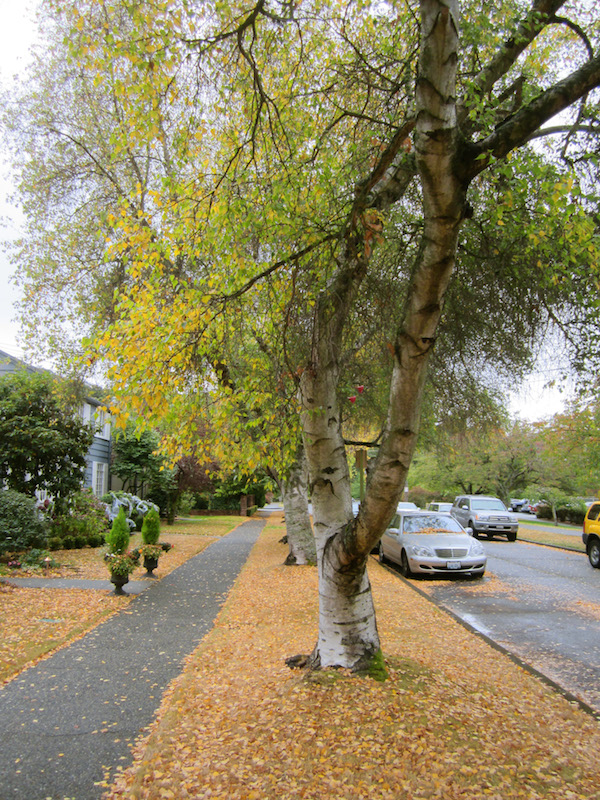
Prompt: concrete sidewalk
<box><xmin>0</xmin><ymin>516</ymin><xmax>266</xmax><ymax>800</ymax></box>
<box><xmin>1</xmin><ymin>576</ymin><xmax>151</xmax><ymax>594</ymax></box>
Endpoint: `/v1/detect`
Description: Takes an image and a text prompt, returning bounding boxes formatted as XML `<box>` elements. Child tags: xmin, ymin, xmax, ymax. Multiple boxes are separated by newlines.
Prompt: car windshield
<box><xmin>401</xmin><ymin>514</ymin><xmax>463</xmax><ymax>534</ymax></box>
<box><xmin>471</xmin><ymin>499</ymin><xmax>506</xmax><ymax>511</ymax></box>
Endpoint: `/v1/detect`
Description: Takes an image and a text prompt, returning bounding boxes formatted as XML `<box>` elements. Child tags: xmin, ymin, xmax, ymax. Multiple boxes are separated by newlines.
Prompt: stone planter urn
<box><xmin>110</xmin><ymin>572</ymin><xmax>129</xmax><ymax>595</ymax></box>
<box><xmin>143</xmin><ymin>555</ymin><xmax>159</xmax><ymax>577</ymax></box>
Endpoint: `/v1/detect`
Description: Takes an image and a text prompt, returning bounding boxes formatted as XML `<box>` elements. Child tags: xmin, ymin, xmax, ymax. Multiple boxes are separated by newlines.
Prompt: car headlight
<box><xmin>409</xmin><ymin>545</ymin><xmax>435</xmax><ymax>557</ymax></box>
<box><xmin>469</xmin><ymin>542</ymin><xmax>485</xmax><ymax>556</ymax></box>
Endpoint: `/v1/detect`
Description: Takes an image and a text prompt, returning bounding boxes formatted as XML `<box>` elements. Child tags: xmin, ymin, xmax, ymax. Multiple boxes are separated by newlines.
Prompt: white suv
<box><xmin>451</xmin><ymin>495</ymin><xmax>518</xmax><ymax>541</ymax></box>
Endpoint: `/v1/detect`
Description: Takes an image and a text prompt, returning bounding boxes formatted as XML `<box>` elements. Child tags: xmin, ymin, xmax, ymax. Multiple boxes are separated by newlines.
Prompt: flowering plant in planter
<box><xmin>134</xmin><ymin>543</ymin><xmax>163</xmax><ymax>561</ymax></box>
<box><xmin>130</xmin><ymin>542</ymin><xmax>173</xmax><ymax>561</ymax></box>
<box><xmin>135</xmin><ymin>509</ymin><xmax>172</xmax><ymax>576</ymax></box>
<box><xmin>104</xmin><ymin>551</ymin><xmax>139</xmax><ymax>576</ymax></box>
<box><xmin>104</xmin><ymin>508</ymin><xmax>139</xmax><ymax>589</ymax></box>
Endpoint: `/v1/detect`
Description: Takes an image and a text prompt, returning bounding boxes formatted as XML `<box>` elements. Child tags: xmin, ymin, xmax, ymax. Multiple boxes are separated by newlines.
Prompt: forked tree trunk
<box><xmin>299</xmin><ymin>0</ymin><xmax>464</xmax><ymax>672</ymax></box>
<box><xmin>281</xmin><ymin>445</ymin><xmax>316</xmax><ymax>565</ymax></box>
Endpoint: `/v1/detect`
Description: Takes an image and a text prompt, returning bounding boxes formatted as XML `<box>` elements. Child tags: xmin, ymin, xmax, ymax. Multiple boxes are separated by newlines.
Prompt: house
<box><xmin>0</xmin><ymin>349</ymin><xmax>112</xmax><ymax>497</ymax></box>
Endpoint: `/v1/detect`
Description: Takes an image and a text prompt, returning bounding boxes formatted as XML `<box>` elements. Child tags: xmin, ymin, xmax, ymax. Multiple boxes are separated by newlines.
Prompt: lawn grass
<box><xmin>518</xmin><ymin>526</ymin><xmax>586</xmax><ymax>553</ymax></box>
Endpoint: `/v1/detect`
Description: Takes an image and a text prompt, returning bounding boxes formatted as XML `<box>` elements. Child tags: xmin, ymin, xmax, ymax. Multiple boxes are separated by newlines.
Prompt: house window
<box><xmin>81</xmin><ymin>402</ymin><xmax>93</xmax><ymax>425</ymax></box>
<box><xmin>92</xmin><ymin>462</ymin><xmax>107</xmax><ymax>498</ymax></box>
<box><xmin>94</xmin><ymin>408</ymin><xmax>111</xmax><ymax>440</ymax></box>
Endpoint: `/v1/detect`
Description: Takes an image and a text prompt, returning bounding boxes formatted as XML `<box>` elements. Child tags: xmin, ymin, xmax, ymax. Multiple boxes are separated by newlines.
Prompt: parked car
<box><xmin>510</xmin><ymin>498</ymin><xmax>527</xmax><ymax>512</ymax></box>
<box><xmin>451</xmin><ymin>495</ymin><xmax>518</xmax><ymax>541</ymax></box>
<box><xmin>427</xmin><ymin>501</ymin><xmax>453</xmax><ymax>513</ymax></box>
<box><xmin>583</xmin><ymin>502</ymin><xmax>600</xmax><ymax>569</ymax></box>
<box><xmin>379</xmin><ymin>509</ymin><xmax>486</xmax><ymax>578</ymax></box>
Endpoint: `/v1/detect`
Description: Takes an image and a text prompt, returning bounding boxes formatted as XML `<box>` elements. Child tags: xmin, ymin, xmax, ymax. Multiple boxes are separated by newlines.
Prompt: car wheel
<box><xmin>507</xmin><ymin>532</ymin><xmax>517</xmax><ymax>542</ymax></box>
<box><xmin>470</xmin><ymin>522</ymin><xmax>479</xmax><ymax>539</ymax></box>
<box><xmin>588</xmin><ymin>539</ymin><xmax>600</xmax><ymax>569</ymax></box>
<box><xmin>399</xmin><ymin>549</ymin><xmax>412</xmax><ymax>578</ymax></box>
<box><xmin>378</xmin><ymin>543</ymin><xmax>387</xmax><ymax>564</ymax></box>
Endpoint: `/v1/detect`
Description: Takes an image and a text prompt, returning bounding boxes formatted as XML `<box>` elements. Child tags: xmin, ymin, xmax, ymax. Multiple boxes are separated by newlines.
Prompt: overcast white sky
<box><xmin>0</xmin><ymin>0</ymin><xmax>38</xmax><ymax>359</ymax></box>
<box><xmin>0</xmin><ymin>0</ymin><xmax>573</xmax><ymax>421</ymax></box>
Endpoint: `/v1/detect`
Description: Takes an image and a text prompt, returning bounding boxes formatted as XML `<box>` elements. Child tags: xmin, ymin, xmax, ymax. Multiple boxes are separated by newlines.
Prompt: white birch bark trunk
<box><xmin>281</xmin><ymin>445</ymin><xmax>316</xmax><ymax>565</ymax></box>
<box><xmin>300</xmin><ymin>305</ymin><xmax>381</xmax><ymax>670</ymax></box>
<box><xmin>298</xmin><ymin>0</ymin><xmax>464</xmax><ymax>672</ymax></box>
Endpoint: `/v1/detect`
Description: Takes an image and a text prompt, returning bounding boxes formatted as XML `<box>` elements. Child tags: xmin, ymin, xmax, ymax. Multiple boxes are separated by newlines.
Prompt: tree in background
<box><xmin>111</xmin><ymin>422</ymin><xmax>217</xmax><ymax>522</ymax></box>
<box><xmin>411</xmin><ymin>421</ymin><xmax>540</xmax><ymax>504</ymax></box>
<box><xmin>0</xmin><ymin>371</ymin><xmax>93</xmax><ymax>512</ymax></box>
<box><xmin>111</xmin><ymin>423</ymin><xmax>165</xmax><ymax>496</ymax></box>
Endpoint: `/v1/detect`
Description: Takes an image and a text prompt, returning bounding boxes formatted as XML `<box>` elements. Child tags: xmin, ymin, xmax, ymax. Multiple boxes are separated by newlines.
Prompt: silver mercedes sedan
<box><xmin>378</xmin><ymin>509</ymin><xmax>486</xmax><ymax>578</ymax></box>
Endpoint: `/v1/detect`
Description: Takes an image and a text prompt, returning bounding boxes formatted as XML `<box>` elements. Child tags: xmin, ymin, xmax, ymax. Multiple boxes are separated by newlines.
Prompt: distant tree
<box><xmin>0</xmin><ymin>371</ymin><xmax>93</xmax><ymax>512</ymax></box>
<box><xmin>532</xmin><ymin>402</ymin><xmax>600</xmax><ymax>497</ymax></box>
<box><xmin>112</xmin><ymin>422</ymin><xmax>217</xmax><ymax>522</ymax></box>
<box><xmin>111</xmin><ymin>423</ymin><xmax>164</xmax><ymax>496</ymax></box>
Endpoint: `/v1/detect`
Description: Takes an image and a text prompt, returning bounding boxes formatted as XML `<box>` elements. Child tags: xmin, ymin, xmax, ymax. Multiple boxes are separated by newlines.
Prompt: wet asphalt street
<box><xmin>412</xmin><ymin>537</ymin><xmax>600</xmax><ymax>716</ymax></box>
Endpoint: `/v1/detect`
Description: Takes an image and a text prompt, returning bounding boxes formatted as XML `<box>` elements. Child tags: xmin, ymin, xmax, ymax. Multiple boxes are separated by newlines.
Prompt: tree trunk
<box><xmin>300</xmin><ymin>304</ymin><xmax>381</xmax><ymax>670</ymax></box>
<box><xmin>299</xmin><ymin>0</ymin><xmax>464</xmax><ymax>672</ymax></box>
<box><xmin>281</xmin><ymin>445</ymin><xmax>316</xmax><ymax>565</ymax></box>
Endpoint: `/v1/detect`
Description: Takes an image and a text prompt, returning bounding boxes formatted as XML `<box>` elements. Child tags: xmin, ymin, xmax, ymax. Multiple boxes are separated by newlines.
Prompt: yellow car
<box><xmin>583</xmin><ymin>502</ymin><xmax>600</xmax><ymax>569</ymax></box>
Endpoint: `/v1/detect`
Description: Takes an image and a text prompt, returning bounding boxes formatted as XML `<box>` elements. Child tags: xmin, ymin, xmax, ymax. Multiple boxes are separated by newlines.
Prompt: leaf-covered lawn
<box><xmin>0</xmin><ymin>584</ymin><xmax>128</xmax><ymax>685</ymax></box>
<box><xmin>1</xmin><ymin>515</ymin><xmax>245</xmax><ymax>581</ymax></box>
<box><xmin>106</xmin><ymin>514</ymin><xmax>600</xmax><ymax>800</ymax></box>
<box><xmin>518</xmin><ymin>526</ymin><xmax>585</xmax><ymax>552</ymax></box>
<box><xmin>0</xmin><ymin>516</ymin><xmax>245</xmax><ymax>685</ymax></box>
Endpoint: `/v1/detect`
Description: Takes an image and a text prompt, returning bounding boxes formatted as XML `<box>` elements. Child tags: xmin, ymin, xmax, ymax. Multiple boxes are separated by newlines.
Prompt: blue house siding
<box><xmin>85</xmin><ymin>435</ymin><xmax>111</xmax><ymax>494</ymax></box>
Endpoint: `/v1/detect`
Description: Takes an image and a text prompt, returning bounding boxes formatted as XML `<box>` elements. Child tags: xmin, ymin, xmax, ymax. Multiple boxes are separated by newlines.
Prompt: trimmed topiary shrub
<box><xmin>62</xmin><ymin>535</ymin><xmax>76</xmax><ymax>549</ymax></box>
<box><xmin>0</xmin><ymin>489</ymin><xmax>48</xmax><ymax>554</ymax></box>
<box><xmin>536</xmin><ymin>504</ymin><xmax>553</xmax><ymax>520</ymax></box>
<box><xmin>141</xmin><ymin>507</ymin><xmax>161</xmax><ymax>545</ymax></box>
<box><xmin>106</xmin><ymin>507</ymin><xmax>130</xmax><ymax>554</ymax></box>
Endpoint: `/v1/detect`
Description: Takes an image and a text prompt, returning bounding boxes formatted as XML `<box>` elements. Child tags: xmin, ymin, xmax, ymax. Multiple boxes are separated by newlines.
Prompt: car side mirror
<box><xmin>466</xmin><ymin>527</ymin><xmax>473</xmax><ymax>536</ymax></box>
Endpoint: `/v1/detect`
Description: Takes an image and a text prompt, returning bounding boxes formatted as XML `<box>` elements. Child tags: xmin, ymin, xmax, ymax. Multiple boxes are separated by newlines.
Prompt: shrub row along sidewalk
<box><xmin>107</xmin><ymin>513</ymin><xmax>600</xmax><ymax>800</ymax></box>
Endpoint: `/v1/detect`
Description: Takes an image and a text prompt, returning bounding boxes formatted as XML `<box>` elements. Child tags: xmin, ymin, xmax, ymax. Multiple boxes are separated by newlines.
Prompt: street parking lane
<box><xmin>402</xmin><ymin>540</ymin><xmax>600</xmax><ymax>716</ymax></box>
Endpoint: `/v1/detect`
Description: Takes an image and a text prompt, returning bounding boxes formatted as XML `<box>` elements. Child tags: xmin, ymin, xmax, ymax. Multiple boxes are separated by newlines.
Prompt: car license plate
<box><xmin>446</xmin><ymin>561</ymin><xmax>462</xmax><ymax>570</ymax></box>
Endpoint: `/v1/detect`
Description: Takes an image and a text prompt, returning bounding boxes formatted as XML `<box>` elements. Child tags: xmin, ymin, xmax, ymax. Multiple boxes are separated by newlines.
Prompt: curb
<box><xmin>0</xmin><ymin>576</ymin><xmax>151</xmax><ymax>594</ymax></box>
<box><xmin>517</xmin><ymin>537</ymin><xmax>585</xmax><ymax>554</ymax></box>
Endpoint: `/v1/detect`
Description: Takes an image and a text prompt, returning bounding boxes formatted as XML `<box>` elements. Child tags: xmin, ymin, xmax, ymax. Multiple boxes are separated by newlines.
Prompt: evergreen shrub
<box><xmin>48</xmin><ymin>537</ymin><xmax>63</xmax><ymax>551</ymax></box>
<box><xmin>141</xmin><ymin>507</ymin><xmax>161</xmax><ymax>544</ymax></box>
<box><xmin>0</xmin><ymin>489</ymin><xmax>48</xmax><ymax>554</ymax></box>
<box><xmin>52</xmin><ymin>490</ymin><xmax>109</xmax><ymax>543</ymax></box>
<box><xmin>106</xmin><ymin>507</ymin><xmax>130</xmax><ymax>554</ymax></box>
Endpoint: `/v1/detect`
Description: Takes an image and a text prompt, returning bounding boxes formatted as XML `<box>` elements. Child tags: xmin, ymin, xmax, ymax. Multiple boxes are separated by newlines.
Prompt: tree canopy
<box><xmin>0</xmin><ymin>370</ymin><xmax>94</xmax><ymax>510</ymax></box>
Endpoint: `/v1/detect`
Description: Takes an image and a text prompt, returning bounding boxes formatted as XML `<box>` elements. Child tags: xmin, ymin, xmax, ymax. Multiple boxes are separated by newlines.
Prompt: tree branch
<box><xmin>464</xmin><ymin>52</ymin><xmax>600</xmax><ymax>178</ymax></box>
<box><xmin>457</xmin><ymin>0</ymin><xmax>568</xmax><ymax>128</ymax></box>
